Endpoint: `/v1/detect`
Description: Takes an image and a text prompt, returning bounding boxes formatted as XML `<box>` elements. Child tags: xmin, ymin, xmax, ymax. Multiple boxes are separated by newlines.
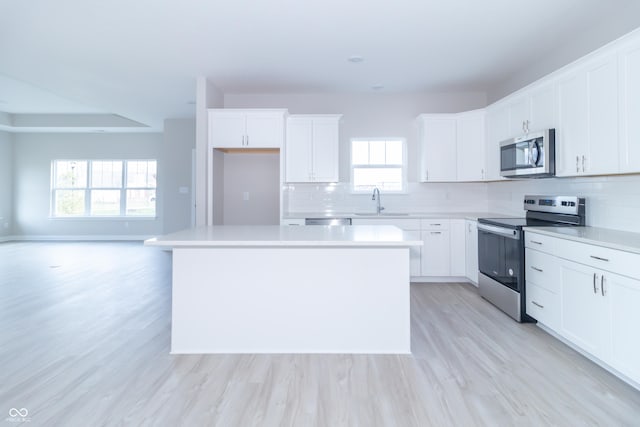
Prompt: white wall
<box><xmin>12</xmin><ymin>133</ymin><xmax>163</xmax><ymax>238</ymax></box>
<box><xmin>195</xmin><ymin>77</ymin><xmax>224</xmax><ymax>226</ymax></box>
<box><xmin>0</xmin><ymin>131</ymin><xmax>13</xmax><ymax>237</ymax></box>
<box><xmin>488</xmin><ymin>175</ymin><xmax>640</xmax><ymax>233</ymax></box>
<box><xmin>222</xmin><ymin>152</ymin><xmax>280</xmax><ymax>225</ymax></box>
<box><xmin>162</xmin><ymin>118</ymin><xmax>195</xmax><ymax>233</ymax></box>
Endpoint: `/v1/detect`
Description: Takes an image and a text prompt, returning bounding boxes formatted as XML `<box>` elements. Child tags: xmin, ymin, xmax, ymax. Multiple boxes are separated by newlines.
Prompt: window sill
<box><xmin>48</xmin><ymin>216</ymin><xmax>158</xmax><ymax>221</ymax></box>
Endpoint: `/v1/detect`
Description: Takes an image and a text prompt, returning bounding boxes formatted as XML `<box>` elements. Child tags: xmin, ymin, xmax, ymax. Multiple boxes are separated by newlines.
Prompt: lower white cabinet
<box><xmin>449</xmin><ymin>219</ymin><xmax>466</xmax><ymax>276</ymax></box>
<box><xmin>525</xmin><ymin>230</ymin><xmax>640</xmax><ymax>387</ymax></box>
<box><xmin>464</xmin><ymin>220</ymin><xmax>478</xmax><ymax>284</ymax></box>
<box><xmin>421</xmin><ymin>227</ymin><xmax>450</xmax><ymax>276</ymax></box>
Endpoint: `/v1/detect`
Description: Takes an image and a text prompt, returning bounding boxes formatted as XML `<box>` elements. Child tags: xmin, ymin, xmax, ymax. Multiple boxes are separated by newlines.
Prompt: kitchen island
<box><xmin>145</xmin><ymin>225</ymin><xmax>421</xmax><ymax>354</ymax></box>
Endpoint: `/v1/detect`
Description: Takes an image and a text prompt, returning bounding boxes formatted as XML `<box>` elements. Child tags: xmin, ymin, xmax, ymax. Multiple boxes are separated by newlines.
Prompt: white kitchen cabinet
<box><xmin>525</xmin><ymin>230</ymin><xmax>640</xmax><ymax>386</ymax></box>
<box><xmin>456</xmin><ymin>110</ymin><xmax>486</xmax><ymax>181</ymax></box>
<box><xmin>508</xmin><ymin>82</ymin><xmax>558</xmax><ymax>137</ymax></box>
<box><xmin>485</xmin><ymin>103</ymin><xmax>510</xmax><ymax>181</ymax></box>
<box><xmin>418</xmin><ymin>115</ymin><xmax>457</xmax><ymax>182</ymax></box>
<box><xmin>618</xmin><ymin>35</ymin><xmax>640</xmax><ymax>173</ymax></box>
<box><xmin>557</xmin><ymin>52</ymin><xmax>619</xmax><ymax>176</ymax></box>
<box><xmin>608</xmin><ymin>271</ymin><xmax>640</xmax><ymax>384</ymax></box>
<box><xmin>559</xmin><ymin>260</ymin><xmax>609</xmax><ymax>359</ymax></box>
<box><xmin>285</xmin><ymin>115</ymin><xmax>341</xmax><ymax>182</ymax></box>
<box><xmin>449</xmin><ymin>219</ymin><xmax>466</xmax><ymax>276</ymax></box>
<box><xmin>465</xmin><ymin>219</ymin><xmax>478</xmax><ymax>284</ymax></box>
<box><xmin>209</xmin><ymin>109</ymin><xmax>286</xmax><ymax>148</ymax></box>
<box><xmin>421</xmin><ymin>220</ymin><xmax>450</xmax><ymax>276</ymax></box>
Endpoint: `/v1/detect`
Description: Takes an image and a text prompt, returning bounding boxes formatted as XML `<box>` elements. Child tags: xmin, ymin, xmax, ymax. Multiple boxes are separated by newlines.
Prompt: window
<box><xmin>51</xmin><ymin>160</ymin><xmax>157</xmax><ymax>217</ymax></box>
<box><xmin>351</xmin><ymin>139</ymin><xmax>406</xmax><ymax>192</ymax></box>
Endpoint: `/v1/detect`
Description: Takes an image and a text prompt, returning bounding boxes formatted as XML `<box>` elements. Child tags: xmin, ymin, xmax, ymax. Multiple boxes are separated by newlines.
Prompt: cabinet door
<box><xmin>420</xmin><ymin>116</ymin><xmax>457</xmax><ymax>181</ymax></box>
<box><xmin>508</xmin><ymin>96</ymin><xmax>529</xmax><ymax>136</ymax></box>
<box><xmin>560</xmin><ymin>260</ymin><xmax>607</xmax><ymax>358</ymax></box>
<box><xmin>529</xmin><ymin>82</ymin><xmax>558</xmax><ymax>132</ymax></box>
<box><xmin>421</xmin><ymin>229</ymin><xmax>450</xmax><ymax>276</ymax></box>
<box><xmin>285</xmin><ymin>118</ymin><xmax>313</xmax><ymax>182</ymax></box>
<box><xmin>585</xmin><ymin>54</ymin><xmax>619</xmax><ymax>175</ymax></box>
<box><xmin>311</xmin><ymin>118</ymin><xmax>339</xmax><ymax>182</ymax></box>
<box><xmin>485</xmin><ymin>104</ymin><xmax>509</xmax><ymax>180</ymax></box>
<box><xmin>465</xmin><ymin>220</ymin><xmax>478</xmax><ymax>284</ymax></box>
<box><xmin>209</xmin><ymin>112</ymin><xmax>246</xmax><ymax>148</ymax></box>
<box><xmin>449</xmin><ymin>220</ymin><xmax>466</xmax><ymax>276</ymax></box>
<box><xmin>245</xmin><ymin>113</ymin><xmax>284</xmax><ymax>148</ymax></box>
<box><xmin>456</xmin><ymin>111</ymin><xmax>486</xmax><ymax>181</ymax></box>
<box><xmin>607</xmin><ymin>271</ymin><xmax>640</xmax><ymax>384</ymax></box>
<box><xmin>618</xmin><ymin>39</ymin><xmax>640</xmax><ymax>173</ymax></box>
<box><xmin>557</xmin><ymin>70</ymin><xmax>588</xmax><ymax>176</ymax></box>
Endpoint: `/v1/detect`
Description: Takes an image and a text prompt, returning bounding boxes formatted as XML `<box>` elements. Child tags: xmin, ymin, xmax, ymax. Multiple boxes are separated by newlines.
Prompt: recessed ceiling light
<box><xmin>371</xmin><ymin>84</ymin><xmax>384</xmax><ymax>90</ymax></box>
<box><xmin>348</xmin><ymin>55</ymin><xmax>364</xmax><ymax>63</ymax></box>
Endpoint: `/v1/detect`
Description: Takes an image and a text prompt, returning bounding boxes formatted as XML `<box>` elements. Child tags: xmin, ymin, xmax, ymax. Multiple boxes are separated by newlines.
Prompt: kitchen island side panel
<box><xmin>171</xmin><ymin>247</ymin><xmax>410</xmax><ymax>354</ymax></box>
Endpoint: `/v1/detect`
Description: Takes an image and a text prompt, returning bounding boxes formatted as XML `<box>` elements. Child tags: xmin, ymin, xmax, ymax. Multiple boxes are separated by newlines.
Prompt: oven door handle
<box><xmin>477</xmin><ymin>223</ymin><xmax>520</xmax><ymax>240</ymax></box>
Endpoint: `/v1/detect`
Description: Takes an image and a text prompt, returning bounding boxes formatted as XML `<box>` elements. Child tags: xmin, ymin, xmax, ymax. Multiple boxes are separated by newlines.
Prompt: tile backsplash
<box><xmin>487</xmin><ymin>174</ymin><xmax>640</xmax><ymax>233</ymax></box>
<box><xmin>285</xmin><ymin>174</ymin><xmax>640</xmax><ymax>233</ymax></box>
<box><xmin>283</xmin><ymin>182</ymin><xmax>489</xmax><ymax>214</ymax></box>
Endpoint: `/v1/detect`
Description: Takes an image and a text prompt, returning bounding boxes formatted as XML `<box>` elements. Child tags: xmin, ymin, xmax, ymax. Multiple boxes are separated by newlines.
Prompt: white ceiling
<box><xmin>1</xmin><ymin>0</ymin><xmax>639</xmax><ymax>131</ymax></box>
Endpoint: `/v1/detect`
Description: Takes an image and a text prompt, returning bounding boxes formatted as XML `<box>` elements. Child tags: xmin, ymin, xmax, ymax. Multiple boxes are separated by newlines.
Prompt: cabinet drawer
<box><xmin>525</xmin><ymin>248</ymin><xmax>561</xmax><ymax>294</ymax></box>
<box><xmin>421</xmin><ymin>219</ymin><xmax>450</xmax><ymax>230</ymax></box>
<box><xmin>526</xmin><ymin>282</ymin><xmax>560</xmax><ymax>331</ymax></box>
<box><xmin>561</xmin><ymin>240</ymin><xmax>640</xmax><ymax>280</ymax></box>
<box><xmin>524</xmin><ymin>232</ymin><xmax>561</xmax><ymax>255</ymax></box>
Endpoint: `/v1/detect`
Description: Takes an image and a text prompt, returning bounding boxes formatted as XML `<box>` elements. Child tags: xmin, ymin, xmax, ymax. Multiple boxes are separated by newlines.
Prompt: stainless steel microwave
<box><xmin>500</xmin><ymin>129</ymin><xmax>555</xmax><ymax>178</ymax></box>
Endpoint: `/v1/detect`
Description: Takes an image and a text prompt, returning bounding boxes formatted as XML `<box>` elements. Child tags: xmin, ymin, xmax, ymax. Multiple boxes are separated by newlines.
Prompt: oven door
<box><xmin>477</xmin><ymin>223</ymin><xmax>523</xmax><ymax>292</ymax></box>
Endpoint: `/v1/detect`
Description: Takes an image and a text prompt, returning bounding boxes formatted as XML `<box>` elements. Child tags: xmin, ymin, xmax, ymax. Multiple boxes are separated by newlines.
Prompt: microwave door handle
<box><xmin>529</xmin><ymin>140</ymin><xmax>541</xmax><ymax>166</ymax></box>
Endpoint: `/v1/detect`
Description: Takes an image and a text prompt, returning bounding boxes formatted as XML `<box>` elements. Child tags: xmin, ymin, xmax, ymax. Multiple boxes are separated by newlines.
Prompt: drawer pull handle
<box><xmin>590</xmin><ymin>255</ymin><xmax>609</xmax><ymax>262</ymax></box>
<box><xmin>430</xmin><ymin>223</ymin><xmax>441</xmax><ymax>226</ymax></box>
<box><xmin>530</xmin><ymin>240</ymin><xmax>542</xmax><ymax>245</ymax></box>
<box><xmin>601</xmin><ymin>275</ymin><xmax>605</xmax><ymax>296</ymax></box>
<box><xmin>430</xmin><ymin>231</ymin><xmax>442</xmax><ymax>235</ymax></box>
<box><xmin>531</xmin><ymin>266</ymin><xmax>543</xmax><ymax>272</ymax></box>
<box><xmin>532</xmin><ymin>301</ymin><xmax>544</xmax><ymax>309</ymax></box>
<box><xmin>593</xmin><ymin>273</ymin><xmax>597</xmax><ymax>294</ymax></box>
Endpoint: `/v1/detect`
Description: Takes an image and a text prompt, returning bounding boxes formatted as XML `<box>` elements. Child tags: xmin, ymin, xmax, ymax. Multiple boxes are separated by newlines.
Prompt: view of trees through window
<box><xmin>51</xmin><ymin>160</ymin><xmax>157</xmax><ymax>217</ymax></box>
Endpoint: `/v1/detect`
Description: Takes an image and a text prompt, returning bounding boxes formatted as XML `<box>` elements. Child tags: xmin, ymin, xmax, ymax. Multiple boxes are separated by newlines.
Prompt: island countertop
<box><xmin>145</xmin><ymin>225</ymin><xmax>423</xmax><ymax>248</ymax></box>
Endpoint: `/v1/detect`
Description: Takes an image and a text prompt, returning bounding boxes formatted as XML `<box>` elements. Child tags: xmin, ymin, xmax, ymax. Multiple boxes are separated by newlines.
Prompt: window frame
<box><xmin>50</xmin><ymin>159</ymin><xmax>157</xmax><ymax>219</ymax></box>
<box><xmin>349</xmin><ymin>138</ymin><xmax>408</xmax><ymax>193</ymax></box>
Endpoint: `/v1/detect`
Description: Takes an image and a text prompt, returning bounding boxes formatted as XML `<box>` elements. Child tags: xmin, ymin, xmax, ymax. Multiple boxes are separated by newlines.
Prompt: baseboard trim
<box><xmin>3</xmin><ymin>235</ymin><xmax>153</xmax><ymax>242</ymax></box>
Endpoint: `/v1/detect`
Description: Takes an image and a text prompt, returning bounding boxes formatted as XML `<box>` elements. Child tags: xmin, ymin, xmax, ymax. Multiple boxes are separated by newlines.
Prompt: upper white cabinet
<box><xmin>418</xmin><ymin>111</ymin><xmax>486</xmax><ymax>182</ymax></box>
<box><xmin>209</xmin><ymin>109</ymin><xmax>286</xmax><ymax>149</ymax></box>
<box><xmin>508</xmin><ymin>82</ymin><xmax>558</xmax><ymax>136</ymax></box>
<box><xmin>618</xmin><ymin>34</ymin><xmax>640</xmax><ymax>173</ymax></box>
<box><xmin>285</xmin><ymin>115</ymin><xmax>341</xmax><ymax>183</ymax></box>
<box><xmin>456</xmin><ymin>110</ymin><xmax>486</xmax><ymax>181</ymax></box>
<box><xmin>418</xmin><ymin>115</ymin><xmax>458</xmax><ymax>182</ymax></box>
<box><xmin>485</xmin><ymin>104</ymin><xmax>509</xmax><ymax>181</ymax></box>
<box><xmin>557</xmin><ymin>52</ymin><xmax>619</xmax><ymax>176</ymax></box>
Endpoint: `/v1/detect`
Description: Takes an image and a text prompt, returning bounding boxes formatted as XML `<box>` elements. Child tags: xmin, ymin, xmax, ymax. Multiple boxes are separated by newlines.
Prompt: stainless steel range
<box><xmin>477</xmin><ymin>195</ymin><xmax>586</xmax><ymax>322</ymax></box>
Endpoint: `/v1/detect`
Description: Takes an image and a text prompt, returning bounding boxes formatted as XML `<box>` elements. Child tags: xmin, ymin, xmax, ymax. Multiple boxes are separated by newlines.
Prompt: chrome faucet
<box><xmin>372</xmin><ymin>187</ymin><xmax>384</xmax><ymax>215</ymax></box>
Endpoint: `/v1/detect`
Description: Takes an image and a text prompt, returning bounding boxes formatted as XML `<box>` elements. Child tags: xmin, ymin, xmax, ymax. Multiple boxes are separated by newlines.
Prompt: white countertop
<box><xmin>525</xmin><ymin>226</ymin><xmax>640</xmax><ymax>255</ymax></box>
<box><xmin>284</xmin><ymin>211</ymin><xmax>512</xmax><ymax>221</ymax></box>
<box><xmin>145</xmin><ymin>225</ymin><xmax>423</xmax><ymax>248</ymax></box>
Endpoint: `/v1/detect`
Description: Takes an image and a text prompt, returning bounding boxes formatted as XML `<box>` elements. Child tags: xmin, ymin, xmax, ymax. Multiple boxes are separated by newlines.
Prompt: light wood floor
<box><xmin>1</xmin><ymin>241</ymin><xmax>639</xmax><ymax>426</ymax></box>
